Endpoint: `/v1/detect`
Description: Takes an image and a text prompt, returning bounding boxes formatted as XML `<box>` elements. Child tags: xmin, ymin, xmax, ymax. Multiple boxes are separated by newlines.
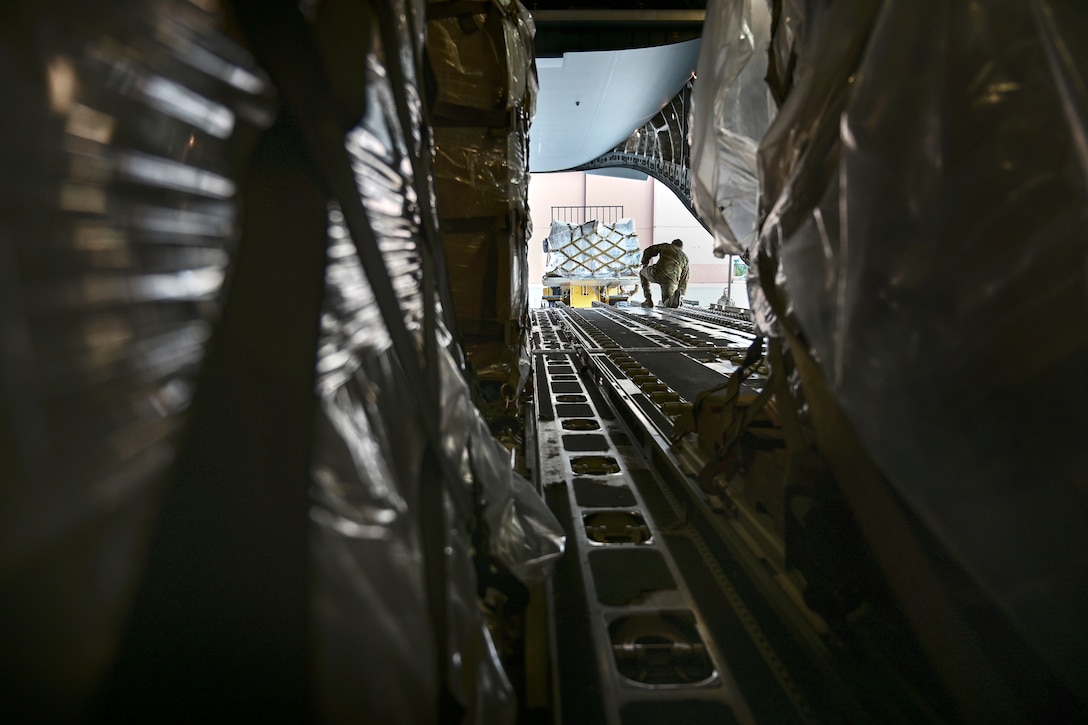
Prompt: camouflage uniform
<box><xmin>640</xmin><ymin>242</ymin><xmax>690</xmax><ymax>307</ymax></box>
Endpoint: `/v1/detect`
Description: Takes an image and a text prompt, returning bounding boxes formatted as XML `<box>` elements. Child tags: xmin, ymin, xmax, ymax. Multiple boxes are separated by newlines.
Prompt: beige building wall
<box><xmin>584</xmin><ymin>172</ymin><xmax>656</xmax><ymax>248</ymax></box>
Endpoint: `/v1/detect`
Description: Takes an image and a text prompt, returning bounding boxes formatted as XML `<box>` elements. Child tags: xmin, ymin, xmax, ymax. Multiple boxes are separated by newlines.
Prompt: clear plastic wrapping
<box><xmin>311</xmin><ymin>352</ymin><xmax>437</xmax><ymax>723</ymax></box>
<box><xmin>425</xmin><ymin>0</ymin><xmax>536</xmax><ymax>118</ymax></box>
<box><xmin>509</xmin><ymin>2</ymin><xmax>538</xmax><ymax>122</ymax></box>
<box><xmin>433</xmin><ymin>126</ymin><xmax>529</xmax><ymax>220</ymax></box>
<box><xmin>427</xmin><ymin>0</ymin><xmax>535</xmax><ymax>388</ymax></box>
<box><xmin>315</xmin><ymin>200</ymin><xmax>561</xmax><ymax>725</ymax></box>
<box><xmin>749</xmin><ymin>0</ymin><xmax>1088</xmax><ymax>698</ymax></box>
<box><xmin>0</xmin><ymin>0</ymin><xmax>273</xmax><ymax>713</ymax></box>
<box><xmin>689</xmin><ymin>0</ymin><xmax>775</xmax><ymax>257</ymax></box>
<box><xmin>437</xmin><ymin>348</ymin><xmax>564</xmax><ymax>583</ymax></box>
<box><xmin>443</xmin><ymin>226</ymin><xmax>523</xmax><ymax>336</ymax></box>
<box><xmin>1</xmin><ymin>0</ymin><xmax>559</xmax><ymax>719</ymax></box>
<box><xmin>544</xmin><ymin>218</ymin><xmax>641</xmax><ymax>278</ymax></box>
<box><xmin>310</xmin><ymin>3</ymin><xmax>562</xmax><ymax>721</ymax></box>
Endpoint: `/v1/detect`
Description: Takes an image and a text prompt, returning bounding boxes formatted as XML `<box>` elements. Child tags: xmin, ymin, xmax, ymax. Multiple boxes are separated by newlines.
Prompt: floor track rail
<box><xmin>532</xmin><ymin>306</ymin><xmax>849</xmax><ymax>724</ymax></box>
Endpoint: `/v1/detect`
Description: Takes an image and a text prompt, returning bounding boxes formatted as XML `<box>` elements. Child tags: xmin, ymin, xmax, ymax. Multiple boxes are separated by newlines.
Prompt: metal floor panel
<box><xmin>531</xmin><ymin>306</ymin><xmax>833</xmax><ymax>725</ymax></box>
<box><xmin>534</xmin><ymin>351</ymin><xmax>760</xmax><ymax>725</ymax></box>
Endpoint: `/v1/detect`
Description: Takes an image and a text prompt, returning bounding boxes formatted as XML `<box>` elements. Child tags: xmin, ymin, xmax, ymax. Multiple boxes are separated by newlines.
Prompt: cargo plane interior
<box><xmin>2</xmin><ymin>0</ymin><xmax>1086</xmax><ymax>723</ymax></box>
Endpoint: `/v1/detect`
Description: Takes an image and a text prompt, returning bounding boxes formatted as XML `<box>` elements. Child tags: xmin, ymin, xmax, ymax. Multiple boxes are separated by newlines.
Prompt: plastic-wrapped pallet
<box><xmin>544</xmin><ymin>218</ymin><xmax>641</xmax><ymax>278</ymax></box>
<box><xmin>433</xmin><ymin>124</ymin><xmax>528</xmax><ymax>335</ymax></box>
<box><xmin>443</xmin><ymin>226</ymin><xmax>518</xmax><ymax>330</ymax></box>
<box><xmin>1</xmin><ymin>2</ymin><xmax>563</xmax><ymax>722</ymax></box>
<box><xmin>700</xmin><ymin>0</ymin><xmax>1088</xmax><ymax>714</ymax></box>
<box><xmin>0</xmin><ymin>0</ymin><xmax>274</xmax><ymax>716</ymax></box>
<box><xmin>426</xmin><ymin>0</ymin><xmax>536</xmax><ymax>388</ymax></box>
<box><xmin>310</xmin><ymin>2</ymin><xmax>563</xmax><ymax>722</ymax></box>
<box><xmin>426</xmin><ymin>0</ymin><xmax>536</xmax><ymax>124</ymax></box>
<box><xmin>689</xmin><ymin>0</ymin><xmax>775</xmax><ymax>257</ymax></box>
<box><xmin>433</xmin><ymin>126</ymin><xmax>529</xmax><ymax>221</ymax></box>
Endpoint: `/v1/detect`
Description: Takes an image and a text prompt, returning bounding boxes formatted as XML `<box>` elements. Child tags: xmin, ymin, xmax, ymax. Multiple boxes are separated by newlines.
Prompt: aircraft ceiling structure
<box><xmin>528</xmin><ymin>2</ymin><xmax>704</xmax><ymax>174</ymax></box>
<box><xmin>530</xmin><ymin>39</ymin><xmax>700</xmax><ymax>173</ymax></box>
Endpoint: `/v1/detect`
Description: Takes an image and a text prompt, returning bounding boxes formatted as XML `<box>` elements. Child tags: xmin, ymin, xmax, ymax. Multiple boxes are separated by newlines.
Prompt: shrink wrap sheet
<box><xmin>427</xmin><ymin>0</ymin><xmax>535</xmax><ymax>385</ymax></box>
<box><xmin>732</xmin><ymin>0</ymin><xmax>1088</xmax><ymax>698</ymax></box>
<box><xmin>544</xmin><ymin>218</ymin><xmax>641</xmax><ymax>278</ymax></box>
<box><xmin>426</xmin><ymin>0</ymin><xmax>537</xmax><ymax>119</ymax></box>
<box><xmin>689</xmin><ymin>0</ymin><xmax>774</xmax><ymax>257</ymax></box>
<box><xmin>0</xmin><ymin>0</ymin><xmax>272</xmax><ymax>714</ymax></box>
<box><xmin>433</xmin><ymin>126</ymin><xmax>529</xmax><ymax>220</ymax></box>
<box><xmin>1</xmin><ymin>1</ymin><xmax>560</xmax><ymax>721</ymax></box>
<box><xmin>311</xmin><ymin>3</ymin><xmax>561</xmax><ymax>722</ymax></box>
<box><xmin>444</xmin><ymin>228</ymin><xmax>519</xmax><ymax>329</ymax></box>
<box><xmin>315</xmin><ymin>223</ymin><xmax>561</xmax><ymax>723</ymax></box>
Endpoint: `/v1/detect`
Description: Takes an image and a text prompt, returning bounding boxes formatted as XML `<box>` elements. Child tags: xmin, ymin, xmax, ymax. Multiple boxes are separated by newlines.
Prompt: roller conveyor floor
<box><xmin>530</xmin><ymin>305</ymin><xmax>863</xmax><ymax>725</ymax></box>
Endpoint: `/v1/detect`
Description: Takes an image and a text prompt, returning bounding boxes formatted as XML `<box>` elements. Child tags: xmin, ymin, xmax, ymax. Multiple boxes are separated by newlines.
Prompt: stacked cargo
<box><xmin>427</xmin><ymin>0</ymin><xmax>536</xmax><ymax>389</ymax></box>
<box><xmin>1</xmin><ymin>2</ymin><xmax>564</xmax><ymax>722</ymax></box>
<box><xmin>691</xmin><ymin>0</ymin><xmax>1088</xmax><ymax>718</ymax></box>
